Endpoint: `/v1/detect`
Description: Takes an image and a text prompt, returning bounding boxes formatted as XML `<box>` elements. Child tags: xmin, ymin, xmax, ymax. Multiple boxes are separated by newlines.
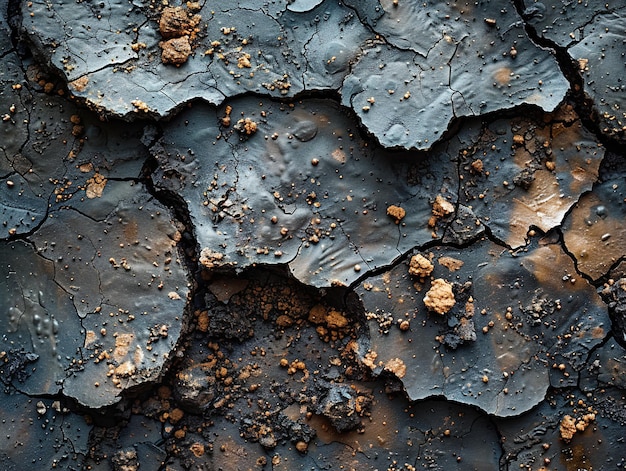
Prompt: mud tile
<box><xmin>355</xmin><ymin>238</ymin><xmax>609</xmax><ymax>416</ymax></box>
<box><xmin>563</xmin><ymin>178</ymin><xmax>626</xmax><ymax>281</ymax></box>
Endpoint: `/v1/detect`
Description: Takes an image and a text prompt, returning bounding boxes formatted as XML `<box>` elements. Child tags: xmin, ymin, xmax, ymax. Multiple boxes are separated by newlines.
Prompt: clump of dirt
<box><xmin>307</xmin><ymin>304</ymin><xmax>353</xmax><ymax>342</ymax></box>
<box><xmin>386</xmin><ymin>204</ymin><xmax>406</xmax><ymax>224</ymax></box>
<box><xmin>431</xmin><ymin>195</ymin><xmax>455</xmax><ymax>218</ymax></box>
<box><xmin>85</xmin><ymin>172</ymin><xmax>107</xmax><ymax>198</ymax></box>
<box><xmin>159</xmin><ymin>6</ymin><xmax>201</xmax><ymax>39</ymax></box>
<box><xmin>161</xmin><ymin>37</ymin><xmax>192</xmax><ymax>66</ymax></box>
<box><xmin>317</xmin><ymin>383</ymin><xmax>372</xmax><ymax>432</ymax></box>
<box><xmin>423</xmin><ymin>278</ymin><xmax>456</xmax><ymax>315</ymax></box>
<box><xmin>384</xmin><ymin>358</ymin><xmax>406</xmax><ymax>379</ymax></box>
<box><xmin>428</xmin><ymin>195</ymin><xmax>455</xmax><ymax>234</ymax></box>
<box><xmin>436</xmin><ymin>282</ymin><xmax>476</xmax><ymax>349</ymax></box>
<box><xmin>408</xmin><ymin>253</ymin><xmax>433</xmax><ymax>280</ymax></box>
<box><xmin>234</xmin><ymin>117</ymin><xmax>258</xmax><ymax>136</ymax></box>
<box><xmin>199</xmin><ymin>248</ymin><xmax>233</xmax><ymax>269</ymax></box>
<box><xmin>158</xmin><ymin>6</ymin><xmax>201</xmax><ymax>66</ymax></box>
<box><xmin>559</xmin><ymin>413</ymin><xmax>595</xmax><ymax>442</ymax></box>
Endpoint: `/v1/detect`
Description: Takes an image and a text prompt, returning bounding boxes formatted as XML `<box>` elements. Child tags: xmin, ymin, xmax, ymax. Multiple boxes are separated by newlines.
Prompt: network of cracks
<box><xmin>1</xmin><ymin>0</ymin><xmax>626</xmax><ymax>470</ymax></box>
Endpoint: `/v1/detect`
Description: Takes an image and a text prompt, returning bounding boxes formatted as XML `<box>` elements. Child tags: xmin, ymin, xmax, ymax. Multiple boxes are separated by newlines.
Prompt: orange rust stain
<box><xmin>124</xmin><ymin>219</ymin><xmax>139</xmax><ymax>243</ymax></box>
<box><xmin>70</xmin><ymin>76</ymin><xmax>89</xmax><ymax>92</ymax></box>
<box><xmin>493</xmin><ymin>67</ymin><xmax>512</xmax><ymax>85</ymax></box>
<box><xmin>592</xmin><ymin>326</ymin><xmax>605</xmax><ymax>339</ymax></box>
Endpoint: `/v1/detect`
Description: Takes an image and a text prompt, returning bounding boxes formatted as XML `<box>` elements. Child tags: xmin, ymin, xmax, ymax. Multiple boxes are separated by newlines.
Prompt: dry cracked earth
<box><xmin>1</xmin><ymin>0</ymin><xmax>626</xmax><ymax>469</ymax></box>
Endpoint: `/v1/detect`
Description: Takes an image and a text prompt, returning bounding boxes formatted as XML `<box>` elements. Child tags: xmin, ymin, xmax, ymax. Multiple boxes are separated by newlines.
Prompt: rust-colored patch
<box><xmin>332</xmin><ymin>148</ymin><xmax>346</xmax><ymax>163</ymax></box>
<box><xmin>438</xmin><ymin>256</ymin><xmax>464</xmax><ymax>272</ymax></box>
<box><xmin>123</xmin><ymin>219</ymin><xmax>138</xmax><ymax>244</ymax></box>
<box><xmin>69</xmin><ymin>76</ymin><xmax>89</xmax><ymax>92</ymax></box>
<box><xmin>592</xmin><ymin>326</ymin><xmax>605</xmax><ymax>339</ymax></box>
<box><xmin>493</xmin><ymin>67</ymin><xmax>512</xmax><ymax>86</ymax></box>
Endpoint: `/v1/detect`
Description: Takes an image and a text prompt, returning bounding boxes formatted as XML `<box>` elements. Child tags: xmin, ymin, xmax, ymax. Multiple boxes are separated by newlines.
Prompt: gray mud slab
<box><xmin>562</xmin><ymin>177</ymin><xmax>626</xmax><ymax>281</ymax></box>
<box><xmin>457</xmin><ymin>104</ymin><xmax>604</xmax><ymax>248</ymax></box>
<box><xmin>0</xmin><ymin>240</ymin><xmax>82</xmax><ymax>396</ymax></box>
<box><xmin>151</xmin><ymin>96</ymin><xmax>457</xmax><ymax>287</ymax></box>
<box><xmin>580</xmin><ymin>339</ymin><xmax>626</xmax><ymax>391</ymax></box>
<box><xmin>569</xmin><ymin>11</ymin><xmax>626</xmax><ymax>144</ymax></box>
<box><xmin>355</xmin><ymin>237</ymin><xmax>609</xmax><ymax>417</ymax></box>
<box><xmin>524</xmin><ymin>0</ymin><xmax>613</xmax><ymax>48</ymax></box>
<box><xmin>21</xmin><ymin>0</ymin><xmax>372</xmax><ymax>119</ymax></box>
<box><xmin>0</xmin><ymin>392</ymin><xmax>89</xmax><ymax>470</ymax></box>
<box><xmin>0</xmin><ymin>76</ymin><xmax>57</xmax><ymax>237</ymax></box>
<box><xmin>30</xmin><ymin>181</ymin><xmax>189</xmax><ymax>408</ymax></box>
<box><xmin>341</xmin><ymin>0</ymin><xmax>569</xmax><ymax>150</ymax></box>
<box><xmin>496</xmin><ymin>387</ymin><xmax>625</xmax><ymax>470</ymax></box>
<box><xmin>1</xmin><ymin>84</ymin><xmax>147</xmax><ymax>238</ymax></box>
<box><xmin>524</xmin><ymin>1</ymin><xmax>626</xmax><ymax>144</ymax></box>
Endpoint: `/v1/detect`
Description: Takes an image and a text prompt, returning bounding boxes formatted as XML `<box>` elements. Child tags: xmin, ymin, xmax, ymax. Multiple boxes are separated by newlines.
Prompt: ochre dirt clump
<box><xmin>408</xmin><ymin>254</ymin><xmax>433</xmax><ymax>280</ymax></box>
<box><xmin>559</xmin><ymin>413</ymin><xmax>596</xmax><ymax>442</ymax></box>
<box><xmin>386</xmin><ymin>204</ymin><xmax>406</xmax><ymax>223</ymax></box>
<box><xmin>160</xmin><ymin>37</ymin><xmax>192</xmax><ymax>66</ymax></box>
<box><xmin>158</xmin><ymin>6</ymin><xmax>201</xmax><ymax>66</ymax></box>
<box><xmin>423</xmin><ymin>279</ymin><xmax>456</xmax><ymax>315</ymax></box>
<box><xmin>159</xmin><ymin>6</ymin><xmax>201</xmax><ymax>39</ymax></box>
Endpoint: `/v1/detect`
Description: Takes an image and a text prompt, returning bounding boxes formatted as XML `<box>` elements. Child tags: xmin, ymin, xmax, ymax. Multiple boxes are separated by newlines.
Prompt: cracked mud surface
<box><xmin>2</xmin><ymin>0</ymin><xmax>626</xmax><ymax>469</ymax></box>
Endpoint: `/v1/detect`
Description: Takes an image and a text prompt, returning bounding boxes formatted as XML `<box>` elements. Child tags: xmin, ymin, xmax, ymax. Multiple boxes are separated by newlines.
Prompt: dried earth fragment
<box><xmin>20</xmin><ymin>0</ymin><xmax>372</xmax><ymax>119</ymax></box>
<box><xmin>524</xmin><ymin>2</ymin><xmax>626</xmax><ymax>144</ymax></box>
<box><xmin>27</xmin><ymin>181</ymin><xmax>189</xmax><ymax>408</ymax></box>
<box><xmin>457</xmin><ymin>104</ymin><xmax>603</xmax><ymax>248</ymax></box>
<box><xmin>342</xmin><ymin>0</ymin><xmax>569</xmax><ymax>149</ymax></box>
<box><xmin>355</xmin><ymin>237</ymin><xmax>609</xmax><ymax>416</ymax></box>
<box><xmin>562</xmin><ymin>176</ymin><xmax>626</xmax><ymax>281</ymax></box>
<box><xmin>151</xmin><ymin>97</ymin><xmax>458</xmax><ymax>287</ymax></box>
